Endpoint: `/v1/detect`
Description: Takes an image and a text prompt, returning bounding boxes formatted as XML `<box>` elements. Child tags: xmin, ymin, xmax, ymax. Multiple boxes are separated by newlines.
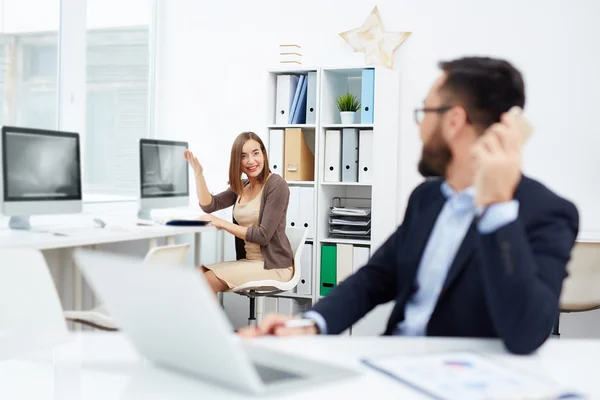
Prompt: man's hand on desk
<box><xmin>196</xmin><ymin>214</ymin><xmax>224</xmax><ymax>229</ymax></box>
<box><xmin>237</xmin><ymin>314</ymin><xmax>317</xmax><ymax>338</ymax></box>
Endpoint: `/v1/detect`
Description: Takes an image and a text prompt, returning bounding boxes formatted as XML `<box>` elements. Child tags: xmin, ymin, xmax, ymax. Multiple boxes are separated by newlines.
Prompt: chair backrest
<box><xmin>0</xmin><ymin>249</ymin><xmax>68</xmax><ymax>353</ymax></box>
<box><xmin>285</xmin><ymin>226</ymin><xmax>309</xmax><ymax>287</ymax></box>
<box><xmin>143</xmin><ymin>243</ymin><xmax>191</xmax><ymax>266</ymax></box>
<box><xmin>560</xmin><ymin>242</ymin><xmax>600</xmax><ymax>311</ymax></box>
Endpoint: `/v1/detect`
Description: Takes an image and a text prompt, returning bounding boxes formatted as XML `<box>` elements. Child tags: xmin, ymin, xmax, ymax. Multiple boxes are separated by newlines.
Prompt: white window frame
<box><xmin>58</xmin><ymin>0</ymin><xmax>157</xmax><ymax>204</ymax></box>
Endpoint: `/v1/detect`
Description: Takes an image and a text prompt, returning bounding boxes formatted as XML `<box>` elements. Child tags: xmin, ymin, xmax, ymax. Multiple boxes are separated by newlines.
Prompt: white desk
<box><xmin>0</xmin><ymin>333</ymin><xmax>596</xmax><ymax>399</ymax></box>
<box><xmin>0</xmin><ymin>214</ymin><xmax>215</xmax><ymax>316</ymax></box>
<box><xmin>0</xmin><ymin>219</ymin><xmax>214</xmax><ymax>258</ymax></box>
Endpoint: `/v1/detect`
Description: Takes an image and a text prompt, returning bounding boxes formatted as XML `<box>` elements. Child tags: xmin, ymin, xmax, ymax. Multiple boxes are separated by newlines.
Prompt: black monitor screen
<box><xmin>140</xmin><ymin>139</ymin><xmax>189</xmax><ymax>198</ymax></box>
<box><xmin>2</xmin><ymin>127</ymin><xmax>82</xmax><ymax>202</ymax></box>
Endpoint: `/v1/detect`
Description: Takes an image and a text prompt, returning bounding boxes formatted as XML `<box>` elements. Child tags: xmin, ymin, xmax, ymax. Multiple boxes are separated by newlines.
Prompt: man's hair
<box><xmin>438</xmin><ymin>57</ymin><xmax>525</xmax><ymax>131</ymax></box>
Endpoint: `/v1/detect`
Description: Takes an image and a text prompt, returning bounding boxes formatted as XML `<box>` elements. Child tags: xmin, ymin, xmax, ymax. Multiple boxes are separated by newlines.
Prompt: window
<box><xmin>85</xmin><ymin>0</ymin><xmax>153</xmax><ymax>196</ymax></box>
<box><xmin>0</xmin><ymin>37</ymin><xmax>8</xmax><ymax>127</ymax></box>
<box><xmin>0</xmin><ymin>1</ymin><xmax>60</xmax><ymax>130</ymax></box>
<box><xmin>85</xmin><ymin>27</ymin><xmax>150</xmax><ymax>195</ymax></box>
<box><xmin>0</xmin><ymin>0</ymin><xmax>154</xmax><ymax>198</ymax></box>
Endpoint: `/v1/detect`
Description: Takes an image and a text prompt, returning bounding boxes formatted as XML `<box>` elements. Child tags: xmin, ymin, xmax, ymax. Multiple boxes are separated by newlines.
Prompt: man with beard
<box><xmin>239</xmin><ymin>57</ymin><xmax>579</xmax><ymax>355</ymax></box>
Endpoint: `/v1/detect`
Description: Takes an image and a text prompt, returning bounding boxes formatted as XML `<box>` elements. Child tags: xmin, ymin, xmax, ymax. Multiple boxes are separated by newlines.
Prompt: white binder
<box><xmin>297</xmin><ymin>242</ymin><xmax>312</xmax><ymax>295</ymax></box>
<box><xmin>269</xmin><ymin>129</ymin><xmax>284</xmax><ymax>177</ymax></box>
<box><xmin>336</xmin><ymin>244</ymin><xmax>354</xmax><ymax>284</ymax></box>
<box><xmin>286</xmin><ymin>186</ymin><xmax>300</xmax><ymax>229</ymax></box>
<box><xmin>341</xmin><ymin>128</ymin><xmax>359</xmax><ymax>182</ymax></box>
<box><xmin>358</xmin><ymin>130</ymin><xmax>373</xmax><ymax>183</ymax></box>
<box><xmin>306</xmin><ymin>71</ymin><xmax>317</xmax><ymax>124</ymax></box>
<box><xmin>353</xmin><ymin>245</ymin><xmax>370</xmax><ymax>273</ymax></box>
<box><xmin>275</xmin><ymin>75</ymin><xmax>299</xmax><ymax>125</ymax></box>
<box><xmin>324</xmin><ymin>130</ymin><xmax>341</xmax><ymax>182</ymax></box>
<box><xmin>299</xmin><ymin>187</ymin><xmax>314</xmax><ymax>239</ymax></box>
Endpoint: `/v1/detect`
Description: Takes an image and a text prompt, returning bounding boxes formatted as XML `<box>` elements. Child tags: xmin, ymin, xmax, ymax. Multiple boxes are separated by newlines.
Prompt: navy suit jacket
<box><xmin>311</xmin><ymin>176</ymin><xmax>579</xmax><ymax>354</ymax></box>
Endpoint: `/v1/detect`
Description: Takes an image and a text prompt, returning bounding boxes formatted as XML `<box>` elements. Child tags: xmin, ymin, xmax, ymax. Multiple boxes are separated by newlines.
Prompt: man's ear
<box><xmin>443</xmin><ymin>106</ymin><xmax>468</xmax><ymax>140</ymax></box>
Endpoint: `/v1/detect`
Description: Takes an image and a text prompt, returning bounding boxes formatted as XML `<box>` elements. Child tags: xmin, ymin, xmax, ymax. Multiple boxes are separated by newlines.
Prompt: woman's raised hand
<box><xmin>184</xmin><ymin>149</ymin><xmax>203</xmax><ymax>176</ymax></box>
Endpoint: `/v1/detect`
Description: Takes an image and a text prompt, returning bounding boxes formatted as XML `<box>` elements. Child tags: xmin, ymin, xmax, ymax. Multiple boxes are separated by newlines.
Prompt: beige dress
<box><xmin>204</xmin><ymin>187</ymin><xmax>293</xmax><ymax>289</ymax></box>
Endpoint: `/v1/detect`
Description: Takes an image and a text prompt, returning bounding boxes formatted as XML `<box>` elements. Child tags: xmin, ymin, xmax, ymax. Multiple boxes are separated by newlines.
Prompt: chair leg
<box><xmin>248</xmin><ymin>296</ymin><xmax>256</xmax><ymax>327</ymax></box>
<box><xmin>256</xmin><ymin>297</ymin><xmax>265</xmax><ymax>325</ymax></box>
<box><xmin>552</xmin><ymin>312</ymin><xmax>560</xmax><ymax>337</ymax></box>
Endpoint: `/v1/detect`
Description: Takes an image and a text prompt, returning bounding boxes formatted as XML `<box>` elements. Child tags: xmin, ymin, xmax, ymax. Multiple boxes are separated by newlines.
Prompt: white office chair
<box><xmin>64</xmin><ymin>243</ymin><xmax>191</xmax><ymax>331</ymax></box>
<box><xmin>231</xmin><ymin>227</ymin><xmax>308</xmax><ymax>326</ymax></box>
<box><xmin>143</xmin><ymin>242</ymin><xmax>191</xmax><ymax>265</ymax></box>
<box><xmin>0</xmin><ymin>249</ymin><xmax>69</xmax><ymax>359</ymax></box>
<box><xmin>553</xmin><ymin>242</ymin><xmax>600</xmax><ymax>336</ymax></box>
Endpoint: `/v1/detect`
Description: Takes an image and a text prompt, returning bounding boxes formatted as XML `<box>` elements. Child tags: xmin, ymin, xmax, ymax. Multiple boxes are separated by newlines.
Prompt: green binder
<box><xmin>320</xmin><ymin>244</ymin><xmax>337</xmax><ymax>296</ymax></box>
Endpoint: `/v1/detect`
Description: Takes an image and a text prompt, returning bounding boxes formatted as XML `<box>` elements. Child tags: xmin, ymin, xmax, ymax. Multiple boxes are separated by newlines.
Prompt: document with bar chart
<box><xmin>361</xmin><ymin>351</ymin><xmax>583</xmax><ymax>400</ymax></box>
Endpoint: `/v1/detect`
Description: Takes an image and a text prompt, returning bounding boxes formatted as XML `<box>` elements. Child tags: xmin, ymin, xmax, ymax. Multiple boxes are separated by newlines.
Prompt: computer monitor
<box><xmin>138</xmin><ymin>139</ymin><xmax>189</xmax><ymax>219</ymax></box>
<box><xmin>0</xmin><ymin>126</ymin><xmax>82</xmax><ymax>230</ymax></box>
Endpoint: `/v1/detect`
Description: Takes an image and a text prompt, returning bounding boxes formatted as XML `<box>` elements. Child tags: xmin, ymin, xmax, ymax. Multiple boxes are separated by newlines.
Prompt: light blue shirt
<box><xmin>305</xmin><ymin>181</ymin><xmax>519</xmax><ymax>335</ymax></box>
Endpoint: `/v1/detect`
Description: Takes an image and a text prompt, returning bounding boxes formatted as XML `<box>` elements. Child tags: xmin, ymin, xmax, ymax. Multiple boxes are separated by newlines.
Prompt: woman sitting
<box><xmin>184</xmin><ymin>131</ymin><xmax>293</xmax><ymax>296</ymax></box>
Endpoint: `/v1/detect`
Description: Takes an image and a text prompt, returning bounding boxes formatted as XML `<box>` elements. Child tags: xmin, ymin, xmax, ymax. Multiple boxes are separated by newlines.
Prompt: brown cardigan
<box><xmin>200</xmin><ymin>174</ymin><xmax>293</xmax><ymax>270</ymax></box>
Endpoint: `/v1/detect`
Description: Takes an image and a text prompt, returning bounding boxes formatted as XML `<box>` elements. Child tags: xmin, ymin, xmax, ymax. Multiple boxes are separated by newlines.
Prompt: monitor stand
<box><xmin>8</xmin><ymin>216</ymin><xmax>35</xmax><ymax>230</ymax></box>
<box><xmin>137</xmin><ymin>209</ymin><xmax>152</xmax><ymax>220</ymax></box>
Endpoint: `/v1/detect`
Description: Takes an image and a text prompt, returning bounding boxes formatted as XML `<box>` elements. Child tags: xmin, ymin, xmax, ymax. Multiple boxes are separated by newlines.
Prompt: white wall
<box><xmin>157</xmin><ymin>0</ymin><xmax>600</xmax><ymax>333</ymax></box>
<box><xmin>157</xmin><ymin>0</ymin><xmax>600</xmax><ymax>234</ymax></box>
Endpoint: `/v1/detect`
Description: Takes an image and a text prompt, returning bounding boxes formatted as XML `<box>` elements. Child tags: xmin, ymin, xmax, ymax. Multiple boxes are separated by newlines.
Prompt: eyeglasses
<box><xmin>413</xmin><ymin>106</ymin><xmax>453</xmax><ymax>125</ymax></box>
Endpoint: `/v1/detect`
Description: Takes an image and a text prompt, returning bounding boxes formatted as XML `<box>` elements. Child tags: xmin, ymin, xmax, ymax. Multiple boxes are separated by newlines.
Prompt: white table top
<box><xmin>0</xmin><ymin>333</ymin><xmax>597</xmax><ymax>399</ymax></box>
<box><xmin>0</xmin><ymin>215</ymin><xmax>215</xmax><ymax>250</ymax></box>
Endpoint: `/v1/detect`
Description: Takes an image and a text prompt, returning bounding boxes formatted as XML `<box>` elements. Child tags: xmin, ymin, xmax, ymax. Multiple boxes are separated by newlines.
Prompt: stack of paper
<box><xmin>279</xmin><ymin>44</ymin><xmax>302</xmax><ymax>64</ymax></box>
<box><xmin>329</xmin><ymin>216</ymin><xmax>371</xmax><ymax>227</ymax></box>
<box><xmin>361</xmin><ymin>351</ymin><xmax>584</xmax><ymax>400</ymax></box>
<box><xmin>330</xmin><ymin>207</ymin><xmax>371</xmax><ymax>217</ymax></box>
<box><xmin>329</xmin><ymin>226</ymin><xmax>371</xmax><ymax>237</ymax></box>
<box><xmin>329</xmin><ymin>206</ymin><xmax>371</xmax><ymax>240</ymax></box>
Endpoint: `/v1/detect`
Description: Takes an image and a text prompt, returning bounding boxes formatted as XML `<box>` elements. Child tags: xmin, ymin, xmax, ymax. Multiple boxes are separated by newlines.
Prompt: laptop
<box><xmin>72</xmin><ymin>249</ymin><xmax>359</xmax><ymax>395</ymax></box>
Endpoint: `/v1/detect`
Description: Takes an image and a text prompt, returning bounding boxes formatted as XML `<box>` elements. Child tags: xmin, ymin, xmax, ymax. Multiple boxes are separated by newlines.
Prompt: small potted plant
<box><xmin>336</xmin><ymin>92</ymin><xmax>361</xmax><ymax>124</ymax></box>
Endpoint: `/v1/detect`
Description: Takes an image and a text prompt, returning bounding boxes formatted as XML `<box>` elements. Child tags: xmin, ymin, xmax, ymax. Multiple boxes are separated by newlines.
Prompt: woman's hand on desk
<box><xmin>237</xmin><ymin>313</ymin><xmax>317</xmax><ymax>338</ymax></box>
<box><xmin>197</xmin><ymin>214</ymin><xmax>224</xmax><ymax>229</ymax></box>
<box><xmin>184</xmin><ymin>149</ymin><xmax>203</xmax><ymax>176</ymax></box>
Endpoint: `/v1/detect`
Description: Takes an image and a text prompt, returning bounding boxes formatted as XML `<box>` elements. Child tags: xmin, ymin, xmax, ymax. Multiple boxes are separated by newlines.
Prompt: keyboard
<box><xmin>252</xmin><ymin>363</ymin><xmax>302</xmax><ymax>384</ymax></box>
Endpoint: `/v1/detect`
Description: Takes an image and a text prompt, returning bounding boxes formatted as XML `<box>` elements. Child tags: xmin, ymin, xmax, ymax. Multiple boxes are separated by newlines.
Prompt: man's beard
<box><xmin>417</xmin><ymin>124</ymin><xmax>452</xmax><ymax>178</ymax></box>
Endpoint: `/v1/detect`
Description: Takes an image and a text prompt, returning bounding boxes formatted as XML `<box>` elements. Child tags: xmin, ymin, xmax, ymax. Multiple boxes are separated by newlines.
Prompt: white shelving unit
<box><xmin>318</xmin><ymin>67</ymin><xmax>400</xmax><ymax>247</ymax></box>
<box><xmin>264</xmin><ymin>67</ymin><xmax>400</xmax><ymax>335</ymax></box>
<box><xmin>320</xmin><ymin>237</ymin><xmax>371</xmax><ymax>246</ymax></box>
<box><xmin>320</xmin><ymin>182</ymin><xmax>371</xmax><ymax>187</ymax></box>
<box><xmin>265</xmin><ymin>67</ymin><xmax>320</xmax><ymax>303</ymax></box>
<box><xmin>286</xmin><ymin>181</ymin><xmax>315</xmax><ymax>186</ymax></box>
<box><xmin>317</xmin><ymin>67</ymin><xmax>400</xmax><ymax>336</ymax></box>
<box><xmin>322</xmin><ymin>124</ymin><xmax>375</xmax><ymax>129</ymax></box>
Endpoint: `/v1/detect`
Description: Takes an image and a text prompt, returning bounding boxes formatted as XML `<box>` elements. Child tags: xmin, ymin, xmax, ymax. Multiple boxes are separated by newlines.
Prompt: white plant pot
<box><xmin>340</xmin><ymin>111</ymin><xmax>356</xmax><ymax>124</ymax></box>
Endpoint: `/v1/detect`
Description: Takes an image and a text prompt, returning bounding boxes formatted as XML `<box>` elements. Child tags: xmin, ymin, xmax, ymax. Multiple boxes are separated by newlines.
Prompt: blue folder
<box><xmin>360</xmin><ymin>69</ymin><xmax>375</xmax><ymax>124</ymax></box>
<box><xmin>291</xmin><ymin>75</ymin><xmax>308</xmax><ymax>124</ymax></box>
<box><xmin>288</xmin><ymin>75</ymin><xmax>306</xmax><ymax>124</ymax></box>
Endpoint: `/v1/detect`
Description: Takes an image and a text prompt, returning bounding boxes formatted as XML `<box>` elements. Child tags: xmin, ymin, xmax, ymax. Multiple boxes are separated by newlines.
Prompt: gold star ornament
<box><xmin>339</xmin><ymin>6</ymin><xmax>411</xmax><ymax>70</ymax></box>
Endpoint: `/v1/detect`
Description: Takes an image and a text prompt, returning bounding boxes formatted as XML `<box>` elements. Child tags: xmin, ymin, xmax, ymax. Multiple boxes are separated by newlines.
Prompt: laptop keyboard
<box><xmin>252</xmin><ymin>363</ymin><xmax>302</xmax><ymax>384</ymax></box>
